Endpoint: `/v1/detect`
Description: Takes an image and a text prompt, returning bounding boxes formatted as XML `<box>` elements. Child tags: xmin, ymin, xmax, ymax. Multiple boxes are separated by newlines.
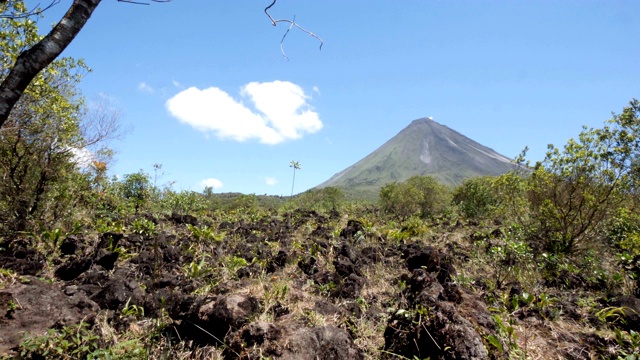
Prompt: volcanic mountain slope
<box><xmin>316</xmin><ymin>117</ymin><xmax>516</xmax><ymax>198</ymax></box>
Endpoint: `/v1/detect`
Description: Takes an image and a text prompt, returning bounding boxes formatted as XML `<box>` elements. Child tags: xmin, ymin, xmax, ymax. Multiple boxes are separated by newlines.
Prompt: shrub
<box><xmin>524</xmin><ymin>100</ymin><xmax>640</xmax><ymax>254</ymax></box>
<box><xmin>379</xmin><ymin>175</ymin><xmax>450</xmax><ymax>220</ymax></box>
<box><xmin>452</xmin><ymin>176</ymin><xmax>499</xmax><ymax>219</ymax></box>
<box><xmin>294</xmin><ymin>187</ymin><xmax>344</xmax><ymax>212</ymax></box>
<box><xmin>120</xmin><ymin>171</ymin><xmax>152</xmax><ymax>214</ymax></box>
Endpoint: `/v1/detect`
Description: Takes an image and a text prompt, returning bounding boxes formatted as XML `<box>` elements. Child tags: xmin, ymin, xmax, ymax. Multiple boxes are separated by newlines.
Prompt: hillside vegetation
<box><xmin>1</xmin><ymin>5</ymin><xmax>640</xmax><ymax>359</ymax></box>
<box><xmin>0</xmin><ymin>100</ymin><xmax>639</xmax><ymax>359</ymax></box>
<box><xmin>316</xmin><ymin>118</ymin><xmax>517</xmax><ymax>201</ymax></box>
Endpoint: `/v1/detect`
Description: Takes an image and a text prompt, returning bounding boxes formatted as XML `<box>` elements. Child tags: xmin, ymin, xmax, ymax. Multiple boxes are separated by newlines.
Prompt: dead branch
<box><xmin>117</xmin><ymin>0</ymin><xmax>172</xmax><ymax>5</ymax></box>
<box><xmin>264</xmin><ymin>0</ymin><xmax>323</xmax><ymax>60</ymax></box>
<box><xmin>0</xmin><ymin>1</ymin><xmax>61</xmax><ymax>19</ymax></box>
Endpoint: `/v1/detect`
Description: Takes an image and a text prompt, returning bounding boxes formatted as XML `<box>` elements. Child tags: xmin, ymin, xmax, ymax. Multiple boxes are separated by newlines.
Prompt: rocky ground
<box><xmin>0</xmin><ymin>209</ymin><xmax>639</xmax><ymax>359</ymax></box>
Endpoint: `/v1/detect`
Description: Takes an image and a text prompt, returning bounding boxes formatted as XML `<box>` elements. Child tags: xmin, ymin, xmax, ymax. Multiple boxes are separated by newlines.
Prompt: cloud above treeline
<box><xmin>201</xmin><ymin>178</ymin><xmax>223</xmax><ymax>189</ymax></box>
<box><xmin>265</xmin><ymin>177</ymin><xmax>278</xmax><ymax>186</ymax></box>
<box><xmin>166</xmin><ymin>81</ymin><xmax>322</xmax><ymax>145</ymax></box>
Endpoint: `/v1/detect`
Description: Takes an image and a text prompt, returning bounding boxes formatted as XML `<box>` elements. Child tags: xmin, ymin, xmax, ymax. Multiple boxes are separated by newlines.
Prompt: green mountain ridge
<box><xmin>316</xmin><ymin>117</ymin><xmax>516</xmax><ymax>199</ymax></box>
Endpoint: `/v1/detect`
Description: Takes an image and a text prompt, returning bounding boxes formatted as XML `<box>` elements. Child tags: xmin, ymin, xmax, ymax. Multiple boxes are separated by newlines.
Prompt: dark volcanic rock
<box><xmin>298</xmin><ymin>256</ymin><xmax>319</xmax><ymax>276</ymax></box>
<box><xmin>92</xmin><ymin>277</ymin><xmax>145</xmax><ymax>311</ymax></box>
<box><xmin>334</xmin><ymin>274</ymin><xmax>365</xmax><ymax>299</ymax></box>
<box><xmin>55</xmin><ymin>256</ymin><xmax>93</xmax><ymax>281</ymax></box>
<box><xmin>383</xmin><ymin>299</ymin><xmax>488</xmax><ymax>360</ymax></box>
<box><xmin>340</xmin><ymin>219</ymin><xmax>364</xmax><ymax>240</ymax></box>
<box><xmin>174</xmin><ymin>294</ymin><xmax>261</xmax><ymax>345</ymax></box>
<box><xmin>227</xmin><ymin>320</ymin><xmax>362</xmax><ymax>360</ymax></box>
<box><xmin>94</xmin><ymin>249</ymin><xmax>119</xmax><ymax>271</ymax></box>
<box><xmin>0</xmin><ymin>277</ymin><xmax>99</xmax><ymax>356</ymax></box>
<box><xmin>59</xmin><ymin>235</ymin><xmax>79</xmax><ymax>255</ymax></box>
<box><xmin>168</xmin><ymin>212</ymin><xmax>198</xmax><ymax>226</ymax></box>
<box><xmin>0</xmin><ymin>239</ymin><xmax>46</xmax><ymax>276</ymax></box>
<box><xmin>405</xmin><ymin>245</ymin><xmax>457</xmax><ymax>284</ymax></box>
<box><xmin>96</xmin><ymin>232</ymin><xmax>124</xmax><ymax>249</ymax></box>
<box><xmin>611</xmin><ymin>295</ymin><xmax>640</xmax><ymax>332</ymax></box>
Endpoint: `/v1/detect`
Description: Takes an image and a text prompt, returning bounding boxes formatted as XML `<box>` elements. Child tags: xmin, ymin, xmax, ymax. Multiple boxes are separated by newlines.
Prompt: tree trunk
<box><xmin>0</xmin><ymin>0</ymin><xmax>102</xmax><ymax>128</ymax></box>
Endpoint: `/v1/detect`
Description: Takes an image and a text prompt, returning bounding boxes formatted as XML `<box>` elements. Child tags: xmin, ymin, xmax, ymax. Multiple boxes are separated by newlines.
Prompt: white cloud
<box><xmin>165</xmin><ymin>81</ymin><xmax>323</xmax><ymax>144</ymax></box>
<box><xmin>68</xmin><ymin>147</ymin><xmax>96</xmax><ymax>168</ymax></box>
<box><xmin>138</xmin><ymin>82</ymin><xmax>155</xmax><ymax>93</ymax></box>
<box><xmin>201</xmin><ymin>178</ymin><xmax>223</xmax><ymax>189</ymax></box>
<box><xmin>265</xmin><ymin>177</ymin><xmax>278</xmax><ymax>186</ymax></box>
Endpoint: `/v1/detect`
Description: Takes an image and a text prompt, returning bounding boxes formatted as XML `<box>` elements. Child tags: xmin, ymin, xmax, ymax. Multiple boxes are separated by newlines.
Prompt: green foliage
<box><xmin>293</xmin><ymin>187</ymin><xmax>344</xmax><ymax>212</ymax></box>
<box><xmin>614</xmin><ymin>329</ymin><xmax>640</xmax><ymax>359</ymax></box>
<box><xmin>379</xmin><ymin>176</ymin><xmax>451</xmax><ymax>220</ymax></box>
<box><xmin>121</xmin><ymin>171</ymin><xmax>152</xmax><ymax>214</ymax></box>
<box><xmin>608</xmin><ymin>208</ymin><xmax>640</xmax><ymax>256</ymax></box>
<box><xmin>130</xmin><ymin>217</ymin><xmax>156</xmax><ymax>238</ymax></box>
<box><xmin>525</xmin><ymin>100</ymin><xmax>640</xmax><ymax>254</ymax></box>
<box><xmin>225</xmin><ymin>194</ymin><xmax>260</xmax><ymax>213</ymax></box>
<box><xmin>121</xmin><ymin>297</ymin><xmax>145</xmax><ymax>319</ymax></box>
<box><xmin>161</xmin><ymin>190</ymin><xmax>206</xmax><ymax>215</ymax></box>
<box><xmin>18</xmin><ymin>322</ymin><xmax>101</xmax><ymax>359</ymax></box>
<box><xmin>184</xmin><ymin>256</ymin><xmax>210</xmax><ymax>278</ymax></box>
<box><xmin>0</xmin><ymin>3</ymin><xmax>96</xmax><ymax>233</ymax></box>
<box><xmin>186</xmin><ymin>224</ymin><xmax>220</xmax><ymax>243</ymax></box>
<box><xmin>452</xmin><ymin>176</ymin><xmax>499</xmax><ymax>219</ymax></box>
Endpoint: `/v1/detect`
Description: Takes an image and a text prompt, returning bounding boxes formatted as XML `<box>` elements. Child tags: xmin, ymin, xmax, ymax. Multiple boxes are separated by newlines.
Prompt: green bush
<box><xmin>294</xmin><ymin>187</ymin><xmax>344</xmax><ymax>212</ymax></box>
<box><xmin>525</xmin><ymin>100</ymin><xmax>639</xmax><ymax>254</ymax></box>
<box><xmin>608</xmin><ymin>207</ymin><xmax>640</xmax><ymax>256</ymax></box>
<box><xmin>452</xmin><ymin>176</ymin><xmax>499</xmax><ymax>219</ymax></box>
<box><xmin>379</xmin><ymin>175</ymin><xmax>450</xmax><ymax>220</ymax></box>
<box><xmin>120</xmin><ymin>171</ymin><xmax>152</xmax><ymax>214</ymax></box>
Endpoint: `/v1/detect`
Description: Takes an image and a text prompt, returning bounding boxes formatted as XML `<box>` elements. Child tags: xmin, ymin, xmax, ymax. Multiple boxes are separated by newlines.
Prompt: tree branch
<box><xmin>0</xmin><ymin>0</ymin><xmax>102</xmax><ymax>129</ymax></box>
<box><xmin>264</xmin><ymin>0</ymin><xmax>323</xmax><ymax>60</ymax></box>
<box><xmin>0</xmin><ymin>1</ymin><xmax>61</xmax><ymax>19</ymax></box>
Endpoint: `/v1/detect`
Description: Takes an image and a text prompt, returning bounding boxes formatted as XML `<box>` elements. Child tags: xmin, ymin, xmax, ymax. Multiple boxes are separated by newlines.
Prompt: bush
<box><xmin>525</xmin><ymin>100</ymin><xmax>640</xmax><ymax>254</ymax></box>
<box><xmin>379</xmin><ymin>175</ymin><xmax>450</xmax><ymax>220</ymax></box>
<box><xmin>294</xmin><ymin>187</ymin><xmax>344</xmax><ymax>212</ymax></box>
<box><xmin>452</xmin><ymin>176</ymin><xmax>499</xmax><ymax>219</ymax></box>
<box><xmin>495</xmin><ymin>100</ymin><xmax>640</xmax><ymax>255</ymax></box>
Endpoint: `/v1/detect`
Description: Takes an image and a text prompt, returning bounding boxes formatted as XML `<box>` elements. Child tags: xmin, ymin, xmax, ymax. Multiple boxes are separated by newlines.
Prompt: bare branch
<box><xmin>264</xmin><ymin>0</ymin><xmax>323</xmax><ymax>60</ymax></box>
<box><xmin>0</xmin><ymin>1</ymin><xmax>61</xmax><ymax>19</ymax></box>
<box><xmin>117</xmin><ymin>0</ymin><xmax>172</xmax><ymax>5</ymax></box>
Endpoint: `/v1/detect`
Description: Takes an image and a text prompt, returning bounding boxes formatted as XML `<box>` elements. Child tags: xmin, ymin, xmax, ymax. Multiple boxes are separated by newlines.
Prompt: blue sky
<box><xmin>32</xmin><ymin>1</ymin><xmax>640</xmax><ymax>195</ymax></box>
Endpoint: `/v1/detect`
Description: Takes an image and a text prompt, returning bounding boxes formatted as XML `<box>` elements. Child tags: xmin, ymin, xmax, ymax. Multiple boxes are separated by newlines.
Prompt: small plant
<box><xmin>94</xmin><ymin>218</ymin><xmax>126</xmax><ymax>233</ymax></box>
<box><xmin>40</xmin><ymin>227</ymin><xmax>63</xmax><ymax>251</ymax></box>
<box><xmin>131</xmin><ymin>217</ymin><xmax>157</xmax><ymax>238</ymax></box>
<box><xmin>614</xmin><ymin>329</ymin><xmax>640</xmax><ymax>359</ymax></box>
<box><xmin>18</xmin><ymin>322</ymin><xmax>101</xmax><ymax>359</ymax></box>
<box><xmin>219</xmin><ymin>255</ymin><xmax>249</xmax><ymax>279</ymax></box>
<box><xmin>264</xmin><ymin>281</ymin><xmax>289</xmax><ymax>310</ymax></box>
<box><xmin>0</xmin><ymin>268</ymin><xmax>17</xmax><ymax>289</ymax></box>
<box><xmin>491</xmin><ymin>313</ymin><xmax>519</xmax><ymax>355</ymax></box>
<box><xmin>317</xmin><ymin>281</ymin><xmax>336</xmax><ymax>297</ymax></box>
<box><xmin>595</xmin><ymin>306</ymin><xmax>631</xmax><ymax>324</ymax></box>
<box><xmin>121</xmin><ymin>297</ymin><xmax>145</xmax><ymax>319</ymax></box>
<box><xmin>186</xmin><ymin>224</ymin><xmax>219</xmax><ymax>242</ymax></box>
<box><xmin>184</xmin><ymin>256</ymin><xmax>210</xmax><ymax>278</ymax></box>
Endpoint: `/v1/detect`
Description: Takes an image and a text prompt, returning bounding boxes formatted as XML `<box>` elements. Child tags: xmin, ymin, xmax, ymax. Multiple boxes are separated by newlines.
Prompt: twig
<box><xmin>185</xmin><ymin>320</ymin><xmax>241</xmax><ymax>358</ymax></box>
<box><xmin>421</xmin><ymin>322</ymin><xmax>441</xmax><ymax>351</ymax></box>
<box><xmin>117</xmin><ymin>0</ymin><xmax>173</xmax><ymax>4</ymax></box>
<box><xmin>264</xmin><ymin>0</ymin><xmax>323</xmax><ymax>60</ymax></box>
<box><xmin>0</xmin><ymin>1</ymin><xmax>61</xmax><ymax>19</ymax></box>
